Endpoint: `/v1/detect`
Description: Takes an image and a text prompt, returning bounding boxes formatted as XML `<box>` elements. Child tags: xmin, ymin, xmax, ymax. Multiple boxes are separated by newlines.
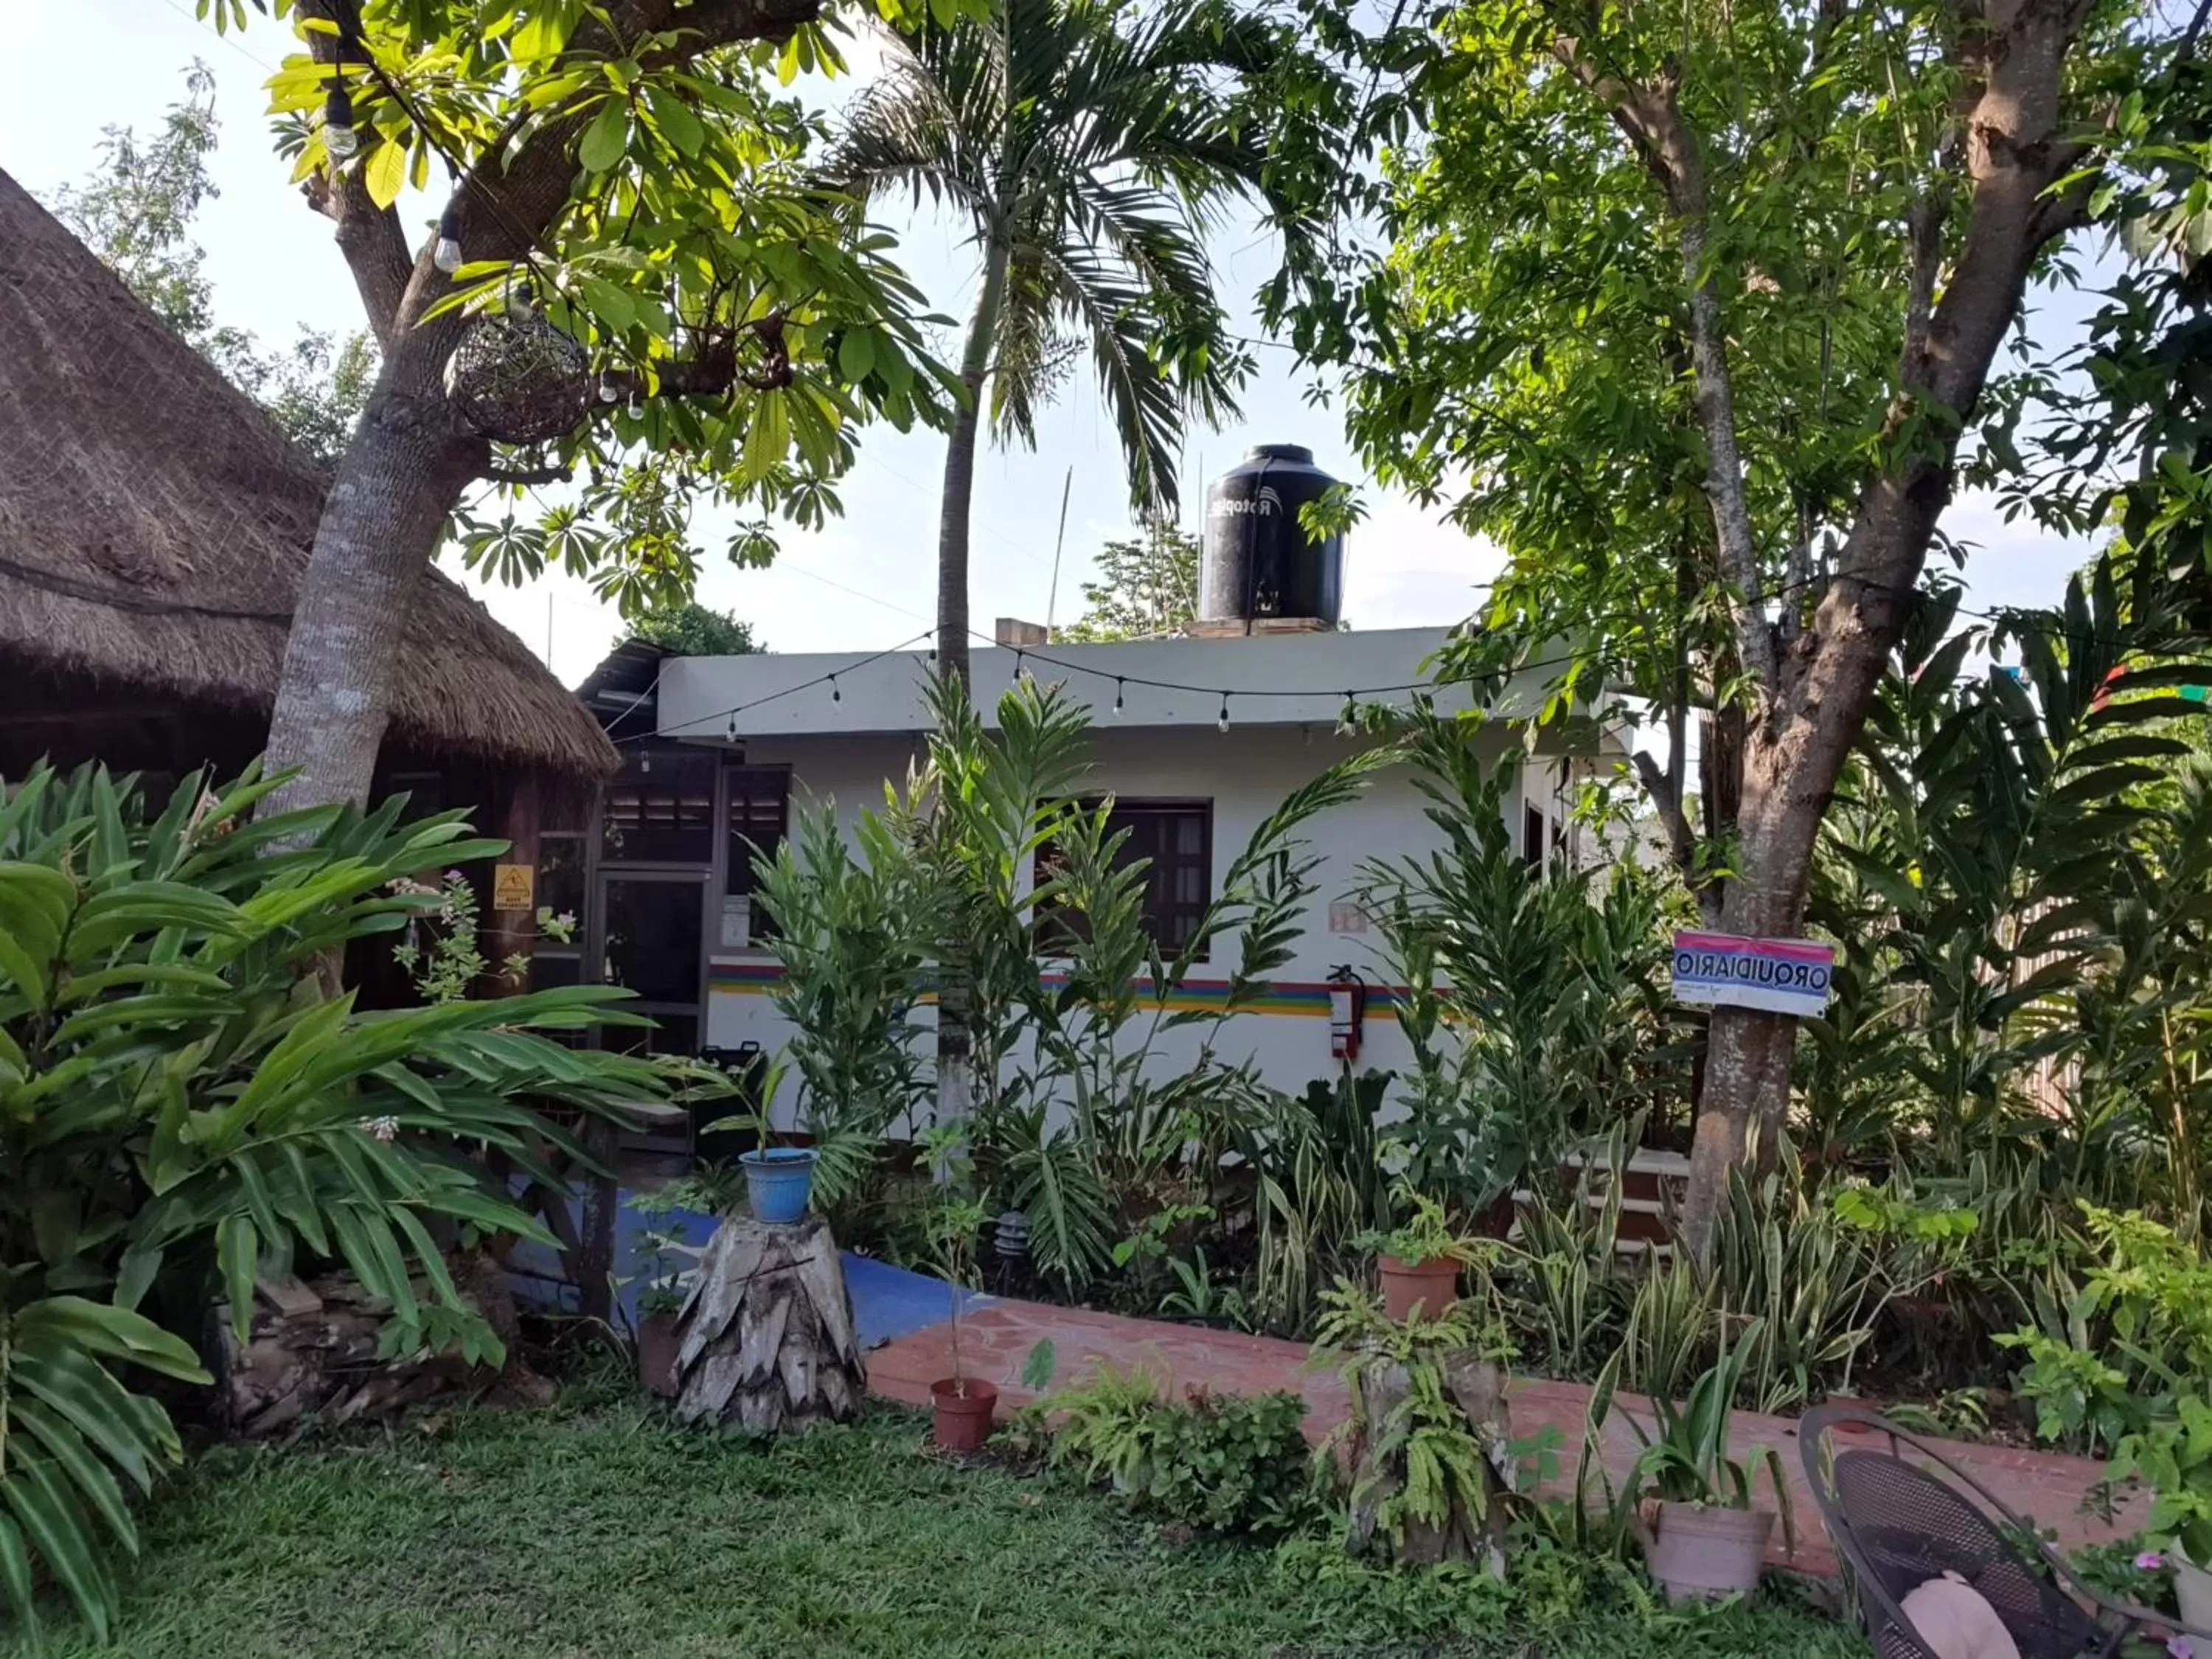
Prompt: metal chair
<box><xmin>1800</xmin><ymin>1403</ymin><xmax>2191</xmax><ymax>1659</ymax></box>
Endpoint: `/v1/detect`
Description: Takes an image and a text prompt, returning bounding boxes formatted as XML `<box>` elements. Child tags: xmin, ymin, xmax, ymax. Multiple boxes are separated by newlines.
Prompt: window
<box><xmin>600</xmin><ymin>747</ymin><xmax>717</xmax><ymax>863</ymax></box>
<box><xmin>723</xmin><ymin>766</ymin><xmax>790</xmax><ymax>948</ymax></box>
<box><xmin>1038</xmin><ymin>799</ymin><xmax>1214</xmax><ymax>957</ymax></box>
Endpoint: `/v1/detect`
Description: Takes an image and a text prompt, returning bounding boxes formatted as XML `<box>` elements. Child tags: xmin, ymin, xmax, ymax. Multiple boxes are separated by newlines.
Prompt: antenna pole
<box><xmin>1043</xmin><ymin>466</ymin><xmax>1074</xmax><ymax>639</ymax></box>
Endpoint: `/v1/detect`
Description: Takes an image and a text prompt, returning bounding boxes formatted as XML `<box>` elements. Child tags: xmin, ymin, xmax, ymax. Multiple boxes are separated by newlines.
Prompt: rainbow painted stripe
<box><xmin>704</xmin><ymin>958</ymin><xmax>1408</xmax><ymax>1018</ymax></box>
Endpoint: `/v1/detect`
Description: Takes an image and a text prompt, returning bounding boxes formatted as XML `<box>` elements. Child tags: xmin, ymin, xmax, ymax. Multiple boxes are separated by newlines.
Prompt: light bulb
<box><xmin>1112</xmin><ymin>678</ymin><xmax>1125</xmax><ymax>716</ymax></box>
<box><xmin>431</xmin><ymin>204</ymin><xmax>464</xmax><ymax>274</ymax></box>
<box><xmin>639</xmin><ymin>751</ymin><xmax>652</xmax><ymax>774</ymax></box>
<box><xmin>830</xmin><ymin>675</ymin><xmax>841</xmax><ymax>704</ymax></box>
<box><xmin>726</xmin><ymin>714</ymin><xmax>737</xmax><ymax>741</ymax></box>
<box><xmin>597</xmin><ymin>373</ymin><xmax>621</xmax><ymax>404</ymax></box>
<box><xmin>323</xmin><ymin>86</ymin><xmax>358</xmax><ymax>159</ymax></box>
<box><xmin>1336</xmin><ymin>692</ymin><xmax>1357</xmax><ymax>737</ymax></box>
<box><xmin>1012</xmin><ymin>650</ymin><xmax>1026</xmax><ymax>686</ymax></box>
<box><xmin>1217</xmin><ymin>694</ymin><xmax>1231</xmax><ymax>734</ymax></box>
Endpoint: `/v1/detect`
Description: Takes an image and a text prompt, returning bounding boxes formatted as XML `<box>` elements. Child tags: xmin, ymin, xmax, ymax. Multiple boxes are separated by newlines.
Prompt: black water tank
<box><xmin>1199</xmin><ymin>444</ymin><xmax>1344</xmax><ymax>626</ymax></box>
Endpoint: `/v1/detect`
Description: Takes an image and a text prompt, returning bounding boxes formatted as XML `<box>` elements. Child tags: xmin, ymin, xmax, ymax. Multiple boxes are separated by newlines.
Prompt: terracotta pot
<box><xmin>1645</xmin><ymin>1500</ymin><xmax>1775</xmax><ymax>1603</ymax></box>
<box><xmin>2174</xmin><ymin>1551</ymin><xmax>2212</xmax><ymax>1636</ymax></box>
<box><xmin>636</xmin><ymin>1310</ymin><xmax>681</xmax><ymax>1399</ymax></box>
<box><xmin>1823</xmin><ymin>1395</ymin><xmax>1881</xmax><ymax>1436</ymax></box>
<box><xmin>931</xmin><ymin>1377</ymin><xmax>999</xmax><ymax>1450</ymax></box>
<box><xmin>1377</xmin><ymin>1254</ymin><xmax>1459</xmax><ymax>1323</ymax></box>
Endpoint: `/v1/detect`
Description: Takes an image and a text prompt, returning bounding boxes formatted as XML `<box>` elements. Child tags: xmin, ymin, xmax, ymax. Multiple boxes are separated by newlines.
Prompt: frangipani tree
<box><xmin>198</xmin><ymin>0</ymin><xmax>972</xmax><ymax>813</ymax></box>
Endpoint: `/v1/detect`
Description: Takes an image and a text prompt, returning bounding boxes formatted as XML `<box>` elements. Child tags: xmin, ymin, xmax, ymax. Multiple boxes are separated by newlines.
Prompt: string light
<box><xmin>323</xmin><ymin>81</ymin><xmax>359</xmax><ymax>159</ymax></box>
<box><xmin>597</xmin><ymin>372</ymin><xmax>621</xmax><ymax>404</ymax></box>
<box><xmin>1337</xmin><ymin>691</ymin><xmax>1357</xmax><ymax>736</ymax></box>
<box><xmin>1012</xmin><ymin>649</ymin><xmax>1028</xmax><ymax>686</ymax></box>
<box><xmin>1112</xmin><ymin>678</ymin><xmax>1125</xmax><ymax>716</ymax></box>
<box><xmin>726</xmin><ymin>713</ymin><xmax>738</xmax><ymax>741</ymax></box>
<box><xmin>432</xmin><ymin>201</ymin><xmax>465</xmax><ymax>274</ymax></box>
<box><xmin>1217</xmin><ymin>693</ymin><xmax>1231</xmax><ymax>734</ymax></box>
<box><xmin>830</xmin><ymin>674</ymin><xmax>841</xmax><ymax>703</ymax></box>
<box><xmin>639</xmin><ymin>751</ymin><xmax>652</xmax><ymax>773</ymax></box>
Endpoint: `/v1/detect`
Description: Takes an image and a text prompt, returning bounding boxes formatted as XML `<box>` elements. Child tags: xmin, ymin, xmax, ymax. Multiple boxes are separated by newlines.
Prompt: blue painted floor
<box><xmin>507</xmin><ymin>1187</ymin><xmax>983</xmax><ymax>1349</ymax></box>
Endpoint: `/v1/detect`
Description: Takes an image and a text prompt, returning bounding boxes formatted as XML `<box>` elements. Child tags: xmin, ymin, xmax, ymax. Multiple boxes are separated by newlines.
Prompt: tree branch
<box><xmin>1554</xmin><ymin>38</ymin><xmax>1777</xmax><ymax>695</ymax></box>
<box><xmin>483</xmin><ymin>464</ymin><xmax>574</xmax><ymax>487</ymax></box>
<box><xmin>1633</xmin><ymin>746</ymin><xmax>1702</xmax><ymax>892</ymax></box>
<box><xmin>297</xmin><ymin>0</ymin><xmax>413</xmax><ymax>349</ymax></box>
<box><xmin>385</xmin><ymin>0</ymin><xmax>822</xmax><ymax>350</ymax></box>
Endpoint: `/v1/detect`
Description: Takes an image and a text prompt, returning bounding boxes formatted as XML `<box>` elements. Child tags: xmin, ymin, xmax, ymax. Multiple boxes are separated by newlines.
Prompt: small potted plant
<box><xmin>624</xmin><ymin>1194</ymin><xmax>695</xmax><ymax>1399</ymax></box>
<box><xmin>700</xmin><ymin>1054</ymin><xmax>816</xmax><ymax>1224</ymax></box>
<box><xmin>1590</xmin><ymin>1318</ymin><xmax>1792</xmax><ymax>1602</ymax></box>
<box><xmin>918</xmin><ymin>1130</ymin><xmax>998</xmax><ymax>1450</ymax></box>
<box><xmin>1355</xmin><ymin>1184</ymin><xmax>1475</xmax><ymax>1323</ymax></box>
<box><xmin>2111</xmin><ymin>1396</ymin><xmax>2212</xmax><ymax>1632</ymax></box>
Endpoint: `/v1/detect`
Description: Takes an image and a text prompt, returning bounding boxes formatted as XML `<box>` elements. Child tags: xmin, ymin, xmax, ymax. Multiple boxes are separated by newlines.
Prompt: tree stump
<box><xmin>210</xmin><ymin>1255</ymin><xmax>552</xmax><ymax>1438</ymax></box>
<box><xmin>1341</xmin><ymin>1351</ymin><xmax>1514</xmax><ymax>1571</ymax></box>
<box><xmin>673</xmin><ymin>1214</ymin><xmax>866</xmax><ymax>1433</ymax></box>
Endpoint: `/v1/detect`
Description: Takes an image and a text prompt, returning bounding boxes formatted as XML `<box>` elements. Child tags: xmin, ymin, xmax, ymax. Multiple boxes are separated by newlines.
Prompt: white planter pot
<box><xmin>1645</xmin><ymin>1500</ymin><xmax>1775</xmax><ymax>1603</ymax></box>
<box><xmin>2174</xmin><ymin>1551</ymin><xmax>2212</xmax><ymax>1637</ymax></box>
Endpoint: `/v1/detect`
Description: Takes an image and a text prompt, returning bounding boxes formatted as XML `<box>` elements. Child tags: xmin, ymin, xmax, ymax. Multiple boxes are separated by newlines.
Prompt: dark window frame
<box><xmin>1037</xmin><ymin>796</ymin><xmax>1214</xmax><ymax>961</ymax></box>
<box><xmin>723</xmin><ymin>762</ymin><xmax>792</xmax><ymax>948</ymax></box>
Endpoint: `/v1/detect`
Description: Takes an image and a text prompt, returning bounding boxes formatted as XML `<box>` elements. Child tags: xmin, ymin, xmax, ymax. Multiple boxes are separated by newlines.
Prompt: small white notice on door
<box><xmin>1327</xmin><ymin>902</ymin><xmax>1370</xmax><ymax>934</ymax></box>
<box><xmin>720</xmin><ymin>895</ymin><xmax>751</xmax><ymax>948</ymax></box>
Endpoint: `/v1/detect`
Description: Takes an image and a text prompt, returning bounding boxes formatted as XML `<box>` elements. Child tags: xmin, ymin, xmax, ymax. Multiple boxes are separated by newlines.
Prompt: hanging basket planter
<box><xmin>442</xmin><ymin>311</ymin><xmax>592</xmax><ymax>444</ymax></box>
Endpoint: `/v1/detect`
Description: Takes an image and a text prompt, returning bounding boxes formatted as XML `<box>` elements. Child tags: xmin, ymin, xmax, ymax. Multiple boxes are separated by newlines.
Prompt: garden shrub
<box><xmin>1030</xmin><ymin>1364</ymin><xmax>1318</xmax><ymax>1537</ymax></box>
<box><xmin>0</xmin><ymin>759</ymin><xmax>664</xmax><ymax>1639</ymax></box>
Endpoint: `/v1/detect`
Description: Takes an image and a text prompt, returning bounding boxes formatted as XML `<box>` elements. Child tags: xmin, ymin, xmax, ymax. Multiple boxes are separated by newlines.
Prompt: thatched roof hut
<box><xmin>0</xmin><ymin>166</ymin><xmax>616</xmax><ymax>788</ymax></box>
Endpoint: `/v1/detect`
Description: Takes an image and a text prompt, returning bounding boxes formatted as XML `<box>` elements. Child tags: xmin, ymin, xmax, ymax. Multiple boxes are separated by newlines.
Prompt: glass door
<box><xmin>595</xmin><ymin>870</ymin><xmax>709</xmax><ymax>1057</ymax></box>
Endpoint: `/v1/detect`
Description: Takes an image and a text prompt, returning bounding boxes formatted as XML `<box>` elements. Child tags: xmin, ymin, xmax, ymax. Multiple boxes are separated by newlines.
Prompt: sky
<box><xmin>0</xmin><ymin>1</ymin><xmax>2107</xmax><ymax>689</ymax></box>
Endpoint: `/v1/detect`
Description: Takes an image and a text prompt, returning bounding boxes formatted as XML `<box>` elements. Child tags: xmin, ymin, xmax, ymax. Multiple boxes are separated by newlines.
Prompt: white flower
<box><xmin>360</xmin><ymin>1116</ymin><xmax>401</xmax><ymax>1143</ymax></box>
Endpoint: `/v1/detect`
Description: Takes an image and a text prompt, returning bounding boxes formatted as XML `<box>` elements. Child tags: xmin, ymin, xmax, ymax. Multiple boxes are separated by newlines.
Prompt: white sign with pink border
<box><xmin>1671</xmin><ymin>930</ymin><xmax>1837</xmax><ymax>1018</ymax></box>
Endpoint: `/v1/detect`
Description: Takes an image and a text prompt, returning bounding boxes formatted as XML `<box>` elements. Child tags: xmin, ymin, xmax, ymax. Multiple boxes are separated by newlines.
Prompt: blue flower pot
<box><xmin>740</xmin><ymin>1147</ymin><xmax>818</xmax><ymax>1224</ymax></box>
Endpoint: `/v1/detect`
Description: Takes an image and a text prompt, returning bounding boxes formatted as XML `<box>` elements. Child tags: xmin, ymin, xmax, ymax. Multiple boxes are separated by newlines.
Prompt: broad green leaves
<box><xmin>0</xmin><ymin>759</ymin><xmax>670</xmax><ymax>1639</ymax></box>
<box><xmin>202</xmin><ymin>0</ymin><xmax>982</xmax><ymax>618</ymax></box>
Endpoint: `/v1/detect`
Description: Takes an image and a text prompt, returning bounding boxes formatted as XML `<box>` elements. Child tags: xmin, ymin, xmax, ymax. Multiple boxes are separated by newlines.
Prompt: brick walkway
<box><xmin>867</xmin><ymin>1295</ymin><xmax>2146</xmax><ymax>1581</ymax></box>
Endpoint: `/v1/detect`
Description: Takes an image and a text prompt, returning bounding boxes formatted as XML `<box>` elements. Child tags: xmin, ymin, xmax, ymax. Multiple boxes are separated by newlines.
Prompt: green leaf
<box><xmin>838</xmin><ymin>327</ymin><xmax>877</xmax><ymax>382</ymax></box>
<box><xmin>576</xmin><ymin>274</ymin><xmax>639</xmax><ymax>334</ymax></box>
<box><xmin>578</xmin><ymin>98</ymin><xmax>630</xmax><ymax>172</ymax></box>
<box><xmin>364</xmin><ymin>140</ymin><xmax>408</xmax><ymax>210</ymax></box>
<box><xmin>642</xmin><ymin>85</ymin><xmax>705</xmax><ymax>156</ymax></box>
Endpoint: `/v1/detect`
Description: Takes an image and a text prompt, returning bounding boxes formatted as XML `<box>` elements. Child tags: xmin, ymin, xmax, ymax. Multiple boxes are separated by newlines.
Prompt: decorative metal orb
<box><xmin>442</xmin><ymin>312</ymin><xmax>592</xmax><ymax>444</ymax></box>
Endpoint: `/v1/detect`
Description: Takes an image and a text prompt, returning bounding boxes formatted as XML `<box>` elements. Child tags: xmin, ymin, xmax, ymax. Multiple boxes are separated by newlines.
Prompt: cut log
<box><xmin>673</xmin><ymin>1214</ymin><xmax>865</xmax><ymax>1435</ymax></box>
<box><xmin>210</xmin><ymin>1253</ymin><xmax>552</xmax><ymax>1438</ymax></box>
<box><xmin>1340</xmin><ymin>1352</ymin><xmax>1513</xmax><ymax>1572</ymax></box>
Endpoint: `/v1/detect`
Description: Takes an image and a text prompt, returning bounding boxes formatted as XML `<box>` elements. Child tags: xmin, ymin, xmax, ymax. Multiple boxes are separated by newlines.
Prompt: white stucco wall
<box><xmin>702</xmin><ymin>720</ymin><xmax>1598</xmax><ymax>1123</ymax></box>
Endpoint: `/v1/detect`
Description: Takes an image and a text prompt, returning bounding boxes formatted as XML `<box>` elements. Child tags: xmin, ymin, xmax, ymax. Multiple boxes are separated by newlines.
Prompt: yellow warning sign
<box><xmin>493</xmin><ymin>863</ymin><xmax>535</xmax><ymax>913</ymax></box>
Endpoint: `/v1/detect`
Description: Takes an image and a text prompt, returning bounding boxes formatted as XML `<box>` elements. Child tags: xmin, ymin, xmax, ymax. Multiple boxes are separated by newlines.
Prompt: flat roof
<box><xmin>655</xmin><ymin>627</ymin><xmax>1582</xmax><ymax>740</ymax></box>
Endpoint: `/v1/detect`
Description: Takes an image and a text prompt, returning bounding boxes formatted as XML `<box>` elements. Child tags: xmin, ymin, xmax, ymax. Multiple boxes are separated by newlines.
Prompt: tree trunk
<box><xmin>674</xmin><ymin>1213</ymin><xmax>866</xmax><ymax>1433</ymax></box>
<box><xmin>932</xmin><ymin>234</ymin><xmax>1012</xmax><ymax>1123</ymax></box>
<box><xmin>933</xmin><ymin>235</ymin><xmax>1012</xmax><ymax>690</ymax></box>
<box><xmin>1342</xmin><ymin>1350</ymin><xmax>1513</xmax><ymax>1571</ymax></box>
<box><xmin>261</xmin><ymin>372</ymin><xmax>479</xmax><ymax>815</ymax></box>
<box><xmin>1676</xmin><ymin>603</ymin><xmax>1903</xmax><ymax>1259</ymax></box>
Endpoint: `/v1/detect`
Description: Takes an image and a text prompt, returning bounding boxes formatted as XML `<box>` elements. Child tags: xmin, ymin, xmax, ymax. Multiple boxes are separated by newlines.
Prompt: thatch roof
<box><xmin>0</xmin><ymin>168</ymin><xmax>616</xmax><ymax>783</ymax></box>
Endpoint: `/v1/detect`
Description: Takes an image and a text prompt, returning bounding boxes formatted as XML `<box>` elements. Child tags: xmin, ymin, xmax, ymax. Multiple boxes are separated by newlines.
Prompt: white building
<box><xmin>550</xmin><ymin>625</ymin><xmax>1613</xmax><ymax>1111</ymax></box>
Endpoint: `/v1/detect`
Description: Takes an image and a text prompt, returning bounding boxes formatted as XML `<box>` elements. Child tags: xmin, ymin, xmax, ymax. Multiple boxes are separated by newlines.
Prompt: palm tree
<box><xmin>830</xmin><ymin>0</ymin><xmax>1272</xmax><ymax>684</ymax></box>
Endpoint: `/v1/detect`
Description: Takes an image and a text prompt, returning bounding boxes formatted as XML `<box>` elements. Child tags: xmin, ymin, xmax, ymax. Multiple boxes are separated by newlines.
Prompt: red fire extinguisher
<box><xmin>1327</xmin><ymin>964</ymin><xmax>1368</xmax><ymax>1062</ymax></box>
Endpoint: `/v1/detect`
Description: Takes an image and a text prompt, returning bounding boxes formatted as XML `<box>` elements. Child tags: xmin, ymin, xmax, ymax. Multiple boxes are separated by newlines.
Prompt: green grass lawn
<box><xmin>7</xmin><ymin>1394</ymin><xmax>1869</xmax><ymax>1659</ymax></box>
